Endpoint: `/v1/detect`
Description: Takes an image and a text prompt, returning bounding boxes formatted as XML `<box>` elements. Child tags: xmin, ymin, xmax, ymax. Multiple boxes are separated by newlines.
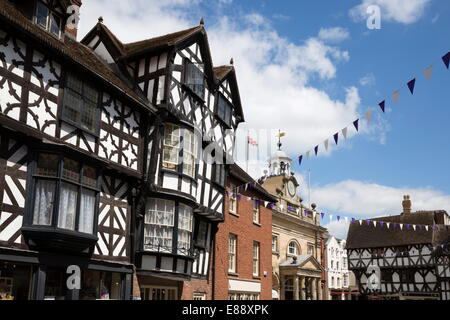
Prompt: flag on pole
<box><xmin>247</xmin><ymin>136</ymin><xmax>258</xmax><ymax>146</ymax></box>
<box><xmin>276</xmin><ymin>132</ymin><xmax>286</xmax><ymax>138</ymax></box>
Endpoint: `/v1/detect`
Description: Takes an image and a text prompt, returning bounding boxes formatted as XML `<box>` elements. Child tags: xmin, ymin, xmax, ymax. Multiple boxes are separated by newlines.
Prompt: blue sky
<box><xmin>79</xmin><ymin>0</ymin><xmax>450</xmax><ymax>238</ymax></box>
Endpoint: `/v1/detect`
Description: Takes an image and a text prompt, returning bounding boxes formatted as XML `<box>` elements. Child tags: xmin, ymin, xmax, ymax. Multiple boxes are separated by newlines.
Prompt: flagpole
<box><xmin>246</xmin><ymin>129</ymin><xmax>250</xmax><ymax>172</ymax></box>
<box><xmin>308</xmin><ymin>169</ymin><xmax>311</xmax><ymax>208</ymax></box>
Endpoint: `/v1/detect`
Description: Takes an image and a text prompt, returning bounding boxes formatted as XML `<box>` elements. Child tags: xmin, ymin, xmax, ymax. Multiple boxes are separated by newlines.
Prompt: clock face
<box><xmin>287</xmin><ymin>181</ymin><xmax>296</xmax><ymax>197</ymax></box>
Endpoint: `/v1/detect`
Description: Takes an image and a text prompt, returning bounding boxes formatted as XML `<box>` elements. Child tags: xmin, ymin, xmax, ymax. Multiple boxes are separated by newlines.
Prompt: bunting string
<box><xmin>297</xmin><ymin>50</ymin><xmax>450</xmax><ymax>166</ymax></box>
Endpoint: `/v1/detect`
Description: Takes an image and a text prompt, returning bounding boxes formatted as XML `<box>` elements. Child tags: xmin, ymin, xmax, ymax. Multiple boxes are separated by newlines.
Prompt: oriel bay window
<box><xmin>144</xmin><ymin>199</ymin><xmax>194</xmax><ymax>256</ymax></box>
<box><xmin>162</xmin><ymin>124</ymin><xmax>198</xmax><ymax>178</ymax></box>
<box><xmin>31</xmin><ymin>153</ymin><xmax>99</xmax><ymax>234</ymax></box>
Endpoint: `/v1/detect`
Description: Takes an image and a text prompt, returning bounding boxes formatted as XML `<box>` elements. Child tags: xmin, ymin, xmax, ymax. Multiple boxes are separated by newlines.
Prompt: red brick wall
<box><xmin>213</xmin><ymin>176</ymin><xmax>273</xmax><ymax>300</ymax></box>
<box><xmin>181</xmin><ymin>256</ymin><xmax>214</xmax><ymax>300</ymax></box>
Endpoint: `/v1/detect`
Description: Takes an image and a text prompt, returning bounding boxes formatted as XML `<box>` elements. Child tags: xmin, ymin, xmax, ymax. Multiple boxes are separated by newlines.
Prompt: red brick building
<box><xmin>213</xmin><ymin>164</ymin><xmax>277</xmax><ymax>300</ymax></box>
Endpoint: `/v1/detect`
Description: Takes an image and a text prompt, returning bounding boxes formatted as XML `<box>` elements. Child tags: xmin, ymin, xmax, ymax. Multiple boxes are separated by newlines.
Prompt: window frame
<box><xmin>143</xmin><ymin>199</ymin><xmax>194</xmax><ymax>257</ymax></box>
<box><xmin>252</xmin><ymin>241</ymin><xmax>260</xmax><ymax>277</ymax></box>
<box><xmin>213</xmin><ymin>164</ymin><xmax>226</xmax><ymax>188</ymax></box>
<box><xmin>252</xmin><ymin>199</ymin><xmax>260</xmax><ymax>225</ymax></box>
<box><xmin>228</xmin><ymin>184</ymin><xmax>238</xmax><ymax>215</ymax></box>
<box><xmin>287</xmin><ymin>241</ymin><xmax>299</xmax><ymax>256</ymax></box>
<box><xmin>215</xmin><ymin>93</ymin><xmax>233</xmax><ymax>128</ymax></box>
<box><xmin>272</xmin><ymin>235</ymin><xmax>279</xmax><ymax>253</ymax></box>
<box><xmin>183</xmin><ymin>59</ymin><xmax>205</xmax><ymax>100</ymax></box>
<box><xmin>161</xmin><ymin>124</ymin><xmax>199</xmax><ymax>180</ymax></box>
<box><xmin>62</xmin><ymin>73</ymin><xmax>102</xmax><ymax>137</ymax></box>
<box><xmin>33</xmin><ymin>0</ymin><xmax>63</xmax><ymax>39</ymax></box>
<box><xmin>228</xmin><ymin>234</ymin><xmax>237</xmax><ymax>274</ymax></box>
<box><xmin>29</xmin><ymin>152</ymin><xmax>100</xmax><ymax>235</ymax></box>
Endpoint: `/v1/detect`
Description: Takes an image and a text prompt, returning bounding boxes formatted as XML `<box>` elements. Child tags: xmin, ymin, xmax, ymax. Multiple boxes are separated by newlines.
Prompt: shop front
<box><xmin>0</xmin><ymin>248</ymin><xmax>133</xmax><ymax>300</ymax></box>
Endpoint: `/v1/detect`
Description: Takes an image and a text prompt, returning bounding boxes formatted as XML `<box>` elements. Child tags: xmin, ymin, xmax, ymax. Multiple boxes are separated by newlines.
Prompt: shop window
<box><xmin>0</xmin><ymin>263</ymin><xmax>32</xmax><ymax>300</ymax></box>
<box><xmin>79</xmin><ymin>271</ymin><xmax>122</xmax><ymax>300</ymax></box>
<box><xmin>141</xmin><ymin>286</ymin><xmax>178</xmax><ymax>300</ymax></box>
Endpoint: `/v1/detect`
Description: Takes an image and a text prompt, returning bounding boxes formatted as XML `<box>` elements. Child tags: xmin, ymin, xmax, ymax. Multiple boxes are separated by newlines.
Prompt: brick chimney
<box><xmin>402</xmin><ymin>195</ymin><xmax>412</xmax><ymax>215</ymax></box>
<box><xmin>64</xmin><ymin>0</ymin><xmax>83</xmax><ymax>40</ymax></box>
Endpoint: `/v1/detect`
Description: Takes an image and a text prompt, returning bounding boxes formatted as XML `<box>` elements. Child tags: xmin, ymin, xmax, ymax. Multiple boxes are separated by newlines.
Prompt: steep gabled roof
<box><xmin>81</xmin><ymin>22</ymin><xmax>126</xmax><ymax>58</ymax></box>
<box><xmin>346</xmin><ymin>211</ymin><xmax>450</xmax><ymax>249</ymax></box>
<box><xmin>123</xmin><ymin>26</ymin><xmax>203</xmax><ymax>57</ymax></box>
<box><xmin>0</xmin><ymin>0</ymin><xmax>153</xmax><ymax>112</ymax></box>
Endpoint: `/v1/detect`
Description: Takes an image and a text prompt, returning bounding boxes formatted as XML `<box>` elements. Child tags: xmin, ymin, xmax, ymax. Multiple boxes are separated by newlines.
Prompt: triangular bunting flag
<box><xmin>353</xmin><ymin>119</ymin><xmax>359</xmax><ymax>132</ymax></box>
<box><xmin>442</xmin><ymin>52</ymin><xmax>450</xmax><ymax>69</ymax></box>
<box><xmin>344</xmin><ymin>217</ymin><xmax>349</xmax><ymax>224</ymax></box>
<box><xmin>351</xmin><ymin>218</ymin><xmax>356</xmax><ymax>224</ymax></box>
<box><xmin>407</xmin><ymin>79</ymin><xmax>416</xmax><ymax>95</ymax></box>
<box><xmin>424</xmin><ymin>66</ymin><xmax>432</xmax><ymax>80</ymax></box>
<box><xmin>342</xmin><ymin>127</ymin><xmax>348</xmax><ymax>139</ymax></box>
<box><xmin>333</xmin><ymin>133</ymin><xmax>339</xmax><ymax>145</ymax></box>
<box><xmin>246</xmin><ymin>197</ymin><xmax>251</xmax><ymax>201</ymax></box>
<box><xmin>358</xmin><ymin>220</ymin><xmax>363</xmax><ymax>225</ymax></box>
<box><xmin>264</xmin><ymin>201</ymin><xmax>269</xmax><ymax>207</ymax></box>
<box><xmin>425</xmin><ymin>225</ymin><xmax>429</xmax><ymax>231</ymax></box>
<box><xmin>299</xmin><ymin>155</ymin><xmax>303</xmax><ymax>166</ymax></box>
<box><xmin>387</xmin><ymin>222</ymin><xmax>390</xmax><ymax>229</ymax></box>
<box><xmin>379</xmin><ymin>101</ymin><xmax>385</xmax><ymax>113</ymax></box>
<box><xmin>380</xmin><ymin>221</ymin><xmax>384</xmax><ymax>228</ymax></box>
<box><xmin>373</xmin><ymin>221</ymin><xmax>377</xmax><ymax>227</ymax></box>
<box><xmin>399</xmin><ymin>224</ymin><xmax>404</xmax><ymax>230</ymax></box>
<box><xmin>366</xmin><ymin>220</ymin><xmax>371</xmax><ymax>226</ymax></box>
<box><xmin>413</xmin><ymin>225</ymin><xmax>416</xmax><ymax>231</ymax></box>
<box><xmin>279</xmin><ymin>204</ymin><xmax>284</xmax><ymax>210</ymax></box>
<box><xmin>393</xmin><ymin>90</ymin><xmax>400</xmax><ymax>104</ymax></box>
<box><xmin>324</xmin><ymin>139</ymin><xmax>329</xmax><ymax>151</ymax></box>
<box><xmin>296</xmin><ymin>209</ymin><xmax>300</xmax><ymax>215</ymax></box>
<box><xmin>314</xmin><ymin>146</ymin><xmax>319</xmax><ymax>156</ymax></box>
<box><xmin>365</xmin><ymin>110</ymin><xmax>373</xmax><ymax>125</ymax></box>
<box><xmin>337</xmin><ymin>216</ymin><xmax>341</xmax><ymax>222</ymax></box>
<box><xmin>321</xmin><ymin>213</ymin><xmax>325</xmax><ymax>219</ymax></box>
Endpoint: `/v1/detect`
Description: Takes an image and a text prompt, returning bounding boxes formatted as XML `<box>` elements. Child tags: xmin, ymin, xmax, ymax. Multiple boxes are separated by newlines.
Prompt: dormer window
<box><xmin>34</xmin><ymin>1</ymin><xmax>62</xmax><ymax>38</ymax></box>
<box><xmin>185</xmin><ymin>61</ymin><xmax>205</xmax><ymax>99</ymax></box>
<box><xmin>217</xmin><ymin>94</ymin><xmax>233</xmax><ymax>127</ymax></box>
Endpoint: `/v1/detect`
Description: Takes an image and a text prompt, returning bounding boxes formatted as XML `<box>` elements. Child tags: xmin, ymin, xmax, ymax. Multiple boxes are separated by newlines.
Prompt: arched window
<box><xmin>288</xmin><ymin>241</ymin><xmax>299</xmax><ymax>256</ymax></box>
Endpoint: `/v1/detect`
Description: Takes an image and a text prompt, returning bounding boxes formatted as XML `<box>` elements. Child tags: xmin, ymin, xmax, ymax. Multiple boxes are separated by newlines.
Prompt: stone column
<box><xmin>299</xmin><ymin>276</ymin><xmax>305</xmax><ymax>300</ymax></box>
<box><xmin>311</xmin><ymin>278</ymin><xmax>317</xmax><ymax>300</ymax></box>
<box><xmin>293</xmin><ymin>276</ymin><xmax>299</xmax><ymax>300</ymax></box>
<box><xmin>280</xmin><ymin>275</ymin><xmax>286</xmax><ymax>300</ymax></box>
<box><xmin>317</xmin><ymin>279</ymin><xmax>323</xmax><ymax>300</ymax></box>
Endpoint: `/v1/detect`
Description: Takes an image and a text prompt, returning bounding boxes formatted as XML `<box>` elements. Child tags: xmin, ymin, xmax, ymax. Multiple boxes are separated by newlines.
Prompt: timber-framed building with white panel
<box><xmin>346</xmin><ymin>196</ymin><xmax>450</xmax><ymax>301</ymax></box>
<box><xmin>0</xmin><ymin>0</ymin><xmax>156</xmax><ymax>300</ymax></box>
<box><xmin>81</xmin><ymin>18</ymin><xmax>245</xmax><ymax>298</ymax></box>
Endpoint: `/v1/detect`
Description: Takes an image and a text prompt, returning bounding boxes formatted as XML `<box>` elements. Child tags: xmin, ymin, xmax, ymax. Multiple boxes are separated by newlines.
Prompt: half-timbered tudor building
<box><xmin>0</xmin><ymin>0</ymin><xmax>245</xmax><ymax>300</ymax></box>
<box><xmin>346</xmin><ymin>196</ymin><xmax>450</xmax><ymax>300</ymax></box>
<box><xmin>80</xmin><ymin>11</ymin><xmax>244</xmax><ymax>300</ymax></box>
<box><xmin>0</xmin><ymin>0</ymin><xmax>157</xmax><ymax>300</ymax></box>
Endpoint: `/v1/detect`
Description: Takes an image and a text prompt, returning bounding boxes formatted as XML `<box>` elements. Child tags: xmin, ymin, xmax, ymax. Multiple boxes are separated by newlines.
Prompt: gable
<box><xmin>300</xmin><ymin>256</ymin><xmax>324</xmax><ymax>271</ymax></box>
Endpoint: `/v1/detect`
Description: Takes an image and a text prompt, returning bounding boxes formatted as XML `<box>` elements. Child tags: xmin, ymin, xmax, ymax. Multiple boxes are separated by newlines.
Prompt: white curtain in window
<box><xmin>79</xmin><ymin>189</ymin><xmax>96</xmax><ymax>234</ymax></box>
<box><xmin>33</xmin><ymin>180</ymin><xmax>55</xmax><ymax>225</ymax></box>
<box><xmin>58</xmin><ymin>183</ymin><xmax>78</xmax><ymax>230</ymax></box>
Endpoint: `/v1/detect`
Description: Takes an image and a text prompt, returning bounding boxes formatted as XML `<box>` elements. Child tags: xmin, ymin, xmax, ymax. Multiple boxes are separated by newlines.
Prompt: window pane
<box><xmin>36</xmin><ymin>2</ymin><xmax>49</xmax><ymax>28</ymax></box>
<box><xmin>79</xmin><ymin>189</ymin><xmax>96</xmax><ymax>234</ymax></box>
<box><xmin>33</xmin><ymin>179</ymin><xmax>56</xmax><ymax>226</ymax></box>
<box><xmin>36</xmin><ymin>153</ymin><xmax>59</xmax><ymax>177</ymax></box>
<box><xmin>82</xmin><ymin>166</ymin><xmax>97</xmax><ymax>188</ymax></box>
<box><xmin>66</xmin><ymin>74</ymin><xmax>82</xmax><ymax>94</ymax></box>
<box><xmin>63</xmin><ymin>158</ymin><xmax>80</xmax><ymax>182</ymax></box>
<box><xmin>177</xmin><ymin>205</ymin><xmax>193</xmax><ymax>255</ymax></box>
<box><xmin>63</xmin><ymin>90</ymin><xmax>83</xmax><ymax>123</ymax></box>
<box><xmin>50</xmin><ymin>13</ymin><xmax>60</xmax><ymax>36</ymax></box>
<box><xmin>186</xmin><ymin>62</ymin><xmax>205</xmax><ymax>98</ymax></box>
<box><xmin>58</xmin><ymin>183</ymin><xmax>78</xmax><ymax>231</ymax></box>
<box><xmin>84</xmin><ymin>84</ymin><xmax>98</xmax><ymax>103</ymax></box>
<box><xmin>144</xmin><ymin>199</ymin><xmax>175</xmax><ymax>253</ymax></box>
<box><xmin>81</xmin><ymin>100</ymin><xmax>97</xmax><ymax>132</ymax></box>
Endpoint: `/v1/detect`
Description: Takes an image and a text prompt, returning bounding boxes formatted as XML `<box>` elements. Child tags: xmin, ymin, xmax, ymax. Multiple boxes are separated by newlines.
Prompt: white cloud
<box><xmin>359</xmin><ymin>73</ymin><xmax>376</xmax><ymax>87</ymax></box>
<box><xmin>350</xmin><ymin>0</ymin><xmax>431</xmax><ymax>25</ymax></box>
<box><xmin>318</xmin><ymin>27</ymin><xmax>350</xmax><ymax>43</ymax></box>
<box><xmin>311</xmin><ymin>180</ymin><xmax>450</xmax><ymax>218</ymax></box>
<box><xmin>78</xmin><ymin>1</ymin><xmax>384</xmax><ymax>169</ymax></box>
<box><xmin>324</xmin><ymin>220</ymin><xmax>351</xmax><ymax>239</ymax></box>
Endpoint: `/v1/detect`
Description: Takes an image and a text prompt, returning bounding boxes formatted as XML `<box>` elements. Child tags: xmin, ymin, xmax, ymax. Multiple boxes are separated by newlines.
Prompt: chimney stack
<box><xmin>402</xmin><ymin>195</ymin><xmax>412</xmax><ymax>215</ymax></box>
